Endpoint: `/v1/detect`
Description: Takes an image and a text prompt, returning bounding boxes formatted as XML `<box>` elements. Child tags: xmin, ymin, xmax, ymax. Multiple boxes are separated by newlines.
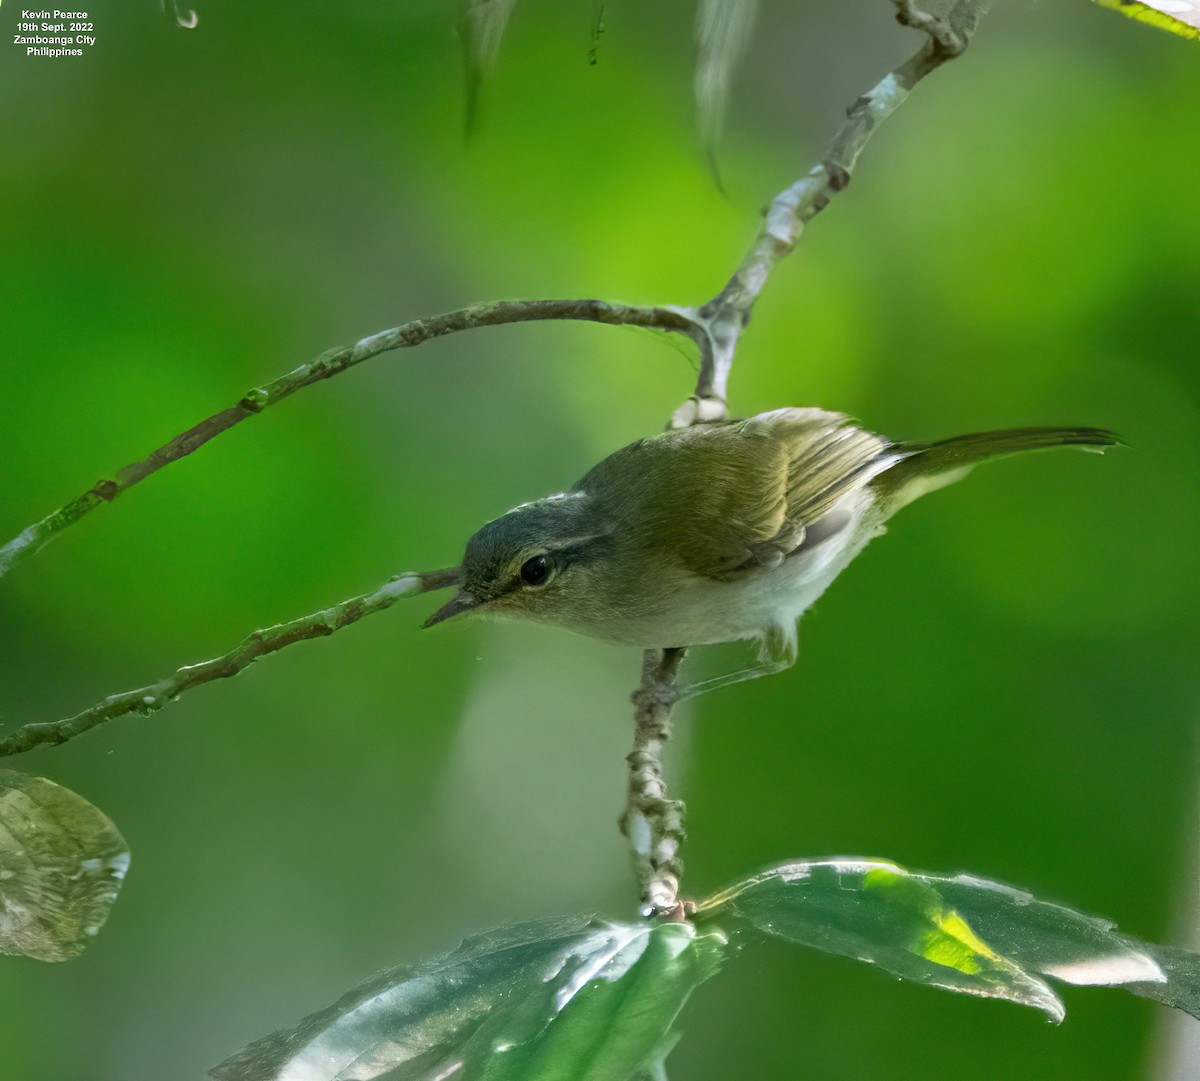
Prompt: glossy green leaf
<box><xmin>1092</xmin><ymin>0</ymin><xmax>1200</xmax><ymax>40</ymax></box>
<box><xmin>0</xmin><ymin>770</ymin><xmax>129</xmax><ymax>962</ymax></box>
<box><xmin>1124</xmin><ymin>944</ymin><xmax>1200</xmax><ymax>1018</ymax></box>
<box><xmin>699</xmin><ymin>859</ymin><xmax>1064</xmax><ymax>1018</ymax></box>
<box><xmin>697</xmin><ymin>858</ymin><xmax>1196</xmax><ymax>1022</ymax></box>
<box><xmin>211</xmin><ymin>915</ymin><xmax>726</xmax><ymax>1081</ymax></box>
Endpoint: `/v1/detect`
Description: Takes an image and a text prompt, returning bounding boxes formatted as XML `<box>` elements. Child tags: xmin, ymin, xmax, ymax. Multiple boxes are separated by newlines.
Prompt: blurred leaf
<box><xmin>212</xmin><ymin>915</ymin><xmax>726</xmax><ymax>1081</ymax></box>
<box><xmin>588</xmin><ymin>2</ymin><xmax>606</xmax><ymax>66</ymax></box>
<box><xmin>161</xmin><ymin>0</ymin><xmax>200</xmax><ymax>29</ymax></box>
<box><xmin>697</xmin><ymin>858</ymin><xmax>1196</xmax><ymax>1022</ymax></box>
<box><xmin>695</xmin><ymin>0</ymin><xmax>759</xmax><ymax>171</ymax></box>
<box><xmin>0</xmin><ymin>770</ymin><xmax>129</xmax><ymax>962</ymax></box>
<box><xmin>461</xmin><ymin>0</ymin><xmax>519</xmax><ymax>131</ymax></box>
<box><xmin>1092</xmin><ymin>0</ymin><xmax>1200</xmax><ymax>39</ymax></box>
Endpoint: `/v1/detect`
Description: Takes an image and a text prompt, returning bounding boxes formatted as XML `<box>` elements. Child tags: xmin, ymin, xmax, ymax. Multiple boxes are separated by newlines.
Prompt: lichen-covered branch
<box><xmin>0</xmin><ymin>2</ymin><xmax>986</xmax><ymax>575</ymax></box>
<box><xmin>4</xmin><ymin>0</ymin><xmax>992</xmax><ymax>920</ymax></box>
<box><xmin>670</xmin><ymin>0</ymin><xmax>988</xmax><ymax>428</ymax></box>
<box><xmin>0</xmin><ymin>569</ymin><xmax>458</xmax><ymax>758</ymax></box>
<box><xmin>0</xmin><ymin>301</ymin><xmax>705</xmax><ymax>579</ymax></box>
<box><xmin>622</xmin><ymin>647</ymin><xmax>689</xmax><ymax>916</ymax></box>
<box><xmin>622</xmin><ymin>0</ymin><xmax>989</xmax><ymax>917</ymax></box>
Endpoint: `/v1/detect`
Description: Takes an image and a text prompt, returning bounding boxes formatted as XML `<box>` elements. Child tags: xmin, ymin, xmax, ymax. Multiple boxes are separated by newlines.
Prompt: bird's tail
<box><xmin>876</xmin><ymin>426</ymin><xmax>1121</xmax><ymax>512</ymax></box>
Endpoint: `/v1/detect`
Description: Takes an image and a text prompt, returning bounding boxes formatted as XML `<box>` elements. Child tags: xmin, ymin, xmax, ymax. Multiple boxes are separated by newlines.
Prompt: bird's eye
<box><xmin>519</xmin><ymin>554</ymin><xmax>553</xmax><ymax>587</ymax></box>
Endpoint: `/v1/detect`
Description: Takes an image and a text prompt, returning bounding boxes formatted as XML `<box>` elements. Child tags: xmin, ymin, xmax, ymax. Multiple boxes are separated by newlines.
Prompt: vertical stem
<box><xmin>623</xmin><ymin>647</ymin><xmax>689</xmax><ymax>917</ymax></box>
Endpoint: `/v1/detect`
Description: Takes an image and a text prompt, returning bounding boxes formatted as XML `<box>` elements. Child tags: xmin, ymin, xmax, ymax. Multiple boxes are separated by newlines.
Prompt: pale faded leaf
<box><xmin>0</xmin><ymin>769</ymin><xmax>129</xmax><ymax>962</ymax></box>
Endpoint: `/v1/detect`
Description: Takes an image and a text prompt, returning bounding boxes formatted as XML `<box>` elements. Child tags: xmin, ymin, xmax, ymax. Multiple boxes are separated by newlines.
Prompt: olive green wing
<box><xmin>750</xmin><ymin>407</ymin><xmax>902</xmax><ymax>524</ymax></box>
<box><xmin>573</xmin><ymin>421</ymin><xmax>793</xmax><ymax>580</ymax></box>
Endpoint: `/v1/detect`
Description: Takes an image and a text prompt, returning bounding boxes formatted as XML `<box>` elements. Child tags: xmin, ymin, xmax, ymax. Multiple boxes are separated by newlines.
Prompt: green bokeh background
<box><xmin>1</xmin><ymin>1</ymin><xmax>1198</xmax><ymax>1078</ymax></box>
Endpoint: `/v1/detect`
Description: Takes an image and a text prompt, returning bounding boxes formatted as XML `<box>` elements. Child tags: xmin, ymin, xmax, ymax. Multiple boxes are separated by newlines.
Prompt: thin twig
<box><xmin>0</xmin><ymin>301</ymin><xmax>705</xmax><ymax>580</ymax></box>
<box><xmin>670</xmin><ymin>0</ymin><xmax>987</xmax><ymax>428</ymax></box>
<box><xmin>622</xmin><ymin>647</ymin><xmax>688</xmax><ymax>917</ymax></box>
<box><xmin>0</xmin><ymin>569</ymin><xmax>458</xmax><ymax>758</ymax></box>
<box><xmin>7</xmin><ymin>2</ymin><xmax>992</xmax><ymax>917</ymax></box>
<box><xmin>0</xmin><ymin>2</ymin><xmax>985</xmax><ymax>570</ymax></box>
<box><xmin>622</xmin><ymin>0</ymin><xmax>990</xmax><ymax>919</ymax></box>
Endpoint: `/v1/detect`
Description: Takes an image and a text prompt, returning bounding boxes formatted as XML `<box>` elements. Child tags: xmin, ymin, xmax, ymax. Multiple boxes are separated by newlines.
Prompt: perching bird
<box><xmin>425</xmin><ymin>408</ymin><xmax>1117</xmax><ymax>696</ymax></box>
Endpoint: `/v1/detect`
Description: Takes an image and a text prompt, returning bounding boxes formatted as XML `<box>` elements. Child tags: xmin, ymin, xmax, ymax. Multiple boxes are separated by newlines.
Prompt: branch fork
<box><xmin>631</xmin><ymin>0</ymin><xmax>984</xmax><ymax>917</ymax></box>
<box><xmin>0</xmin><ymin>0</ymin><xmax>990</xmax><ymax>921</ymax></box>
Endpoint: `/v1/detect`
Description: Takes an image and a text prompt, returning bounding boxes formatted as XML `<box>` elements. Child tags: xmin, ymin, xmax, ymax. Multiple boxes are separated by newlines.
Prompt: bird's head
<box><xmin>424</xmin><ymin>493</ymin><xmax>614</xmax><ymax>631</ymax></box>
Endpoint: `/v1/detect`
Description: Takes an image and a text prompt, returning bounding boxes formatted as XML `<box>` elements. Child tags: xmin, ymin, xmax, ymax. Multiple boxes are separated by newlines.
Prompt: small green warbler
<box><xmin>426</xmin><ymin>408</ymin><xmax>1116</xmax><ymax>695</ymax></box>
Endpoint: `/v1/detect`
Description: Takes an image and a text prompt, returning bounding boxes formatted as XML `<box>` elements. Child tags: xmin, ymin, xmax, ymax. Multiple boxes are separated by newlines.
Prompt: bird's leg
<box><xmin>677</xmin><ymin>623</ymin><xmax>797</xmax><ymax>700</ymax></box>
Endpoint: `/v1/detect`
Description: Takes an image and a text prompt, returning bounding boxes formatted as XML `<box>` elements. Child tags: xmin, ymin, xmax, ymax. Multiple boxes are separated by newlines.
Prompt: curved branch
<box><xmin>0</xmin><ymin>2</ymin><xmax>987</xmax><ymax>573</ymax></box>
<box><xmin>4</xmin><ymin>6</ymin><xmax>994</xmax><ymax>917</ymax></box>
<box><xmin>621</xmin><ymin>0</ymin><xmax>990</xmax><ymax>918</ymax></box>
<box><xmin>0</xmin><ymin>301</ymin><xmax>705</xmax><ymax>580</ymax></box>
<box><xmin>0</xmin><ymin>569</ymin><xmax>458</xmax><ymax>758</ymax></box>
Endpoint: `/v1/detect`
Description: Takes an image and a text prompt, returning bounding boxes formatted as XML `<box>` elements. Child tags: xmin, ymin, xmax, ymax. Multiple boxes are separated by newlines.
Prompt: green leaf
<box><xmin>0</xmin><ymin>769</ymin><xmax>129</xmax><ymax>962</ymax></box>
<box><xmin>211</xmin><ymin>915</ymin><xmax>726</xmax><ymax>1081</ymax></box>
<box><xmin>1125</xmin><ymin>944</ymin><xmax>1200</xmax><ymax>1018</ymax></box>
<box><xmin>699</xmin><ymin>859</ymin><xmax>1064</xmax><ymax>1019</ymax></box>
<box><xmin>460</xmin><ymin>0</ymin><xmax>518</xmax><ymax>132</ymax></box>
<box><xmin>698</xmin><ymin>858</ymin><xmax>1195</xmax><ymax>1022</ymax></box>
<box><xmin>1092</xmin><ymin>0</ymin><xmax>1200</xmax><ymax>41</ymax></box>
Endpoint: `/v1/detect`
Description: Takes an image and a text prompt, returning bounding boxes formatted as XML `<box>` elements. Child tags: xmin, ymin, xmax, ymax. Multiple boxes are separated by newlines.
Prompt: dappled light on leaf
<box><xmin>1092</xmin><ymin>0</ymin><xmax>1200</xmax><ymax>40</ymax></box>
<box><xmin>0</xmin><ymin>770</ymin><xmax>129</xmax><ymax>962</ymax></box>
<box><xmin>211</xmin><ymin>915</ymin><xmax>725</xmax><ymax>1081</ymax></box>
<box><xmin>927</xmin><ymin>872</ymin><xmax>1163</xmax><ymax>986</ymax></box>
<box><xmin>699</xmin><ymin>859</ymin><xmax>1064</xmax><ymax>1019</ymax></box>
<box><xmin>696</xmin><ymin>858</ymin><xmax>1200</xmax><ymax>1022</ymax></box>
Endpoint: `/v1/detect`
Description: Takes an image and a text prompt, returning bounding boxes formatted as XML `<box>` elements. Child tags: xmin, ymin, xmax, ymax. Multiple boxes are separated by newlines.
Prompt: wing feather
<box><xmin>574</xmin><ymin>409</ymin><xmax>899</xmax><ymax>582</ymax></box>
<box><xmin>574</xmin><ymin>422</ymin><xmax>789</xmax><ymax>579</ymax></box>
<box><xmin>750</xmin><ymin>408</ymin><xmax>901</xmax><ymax>523</ymax></box>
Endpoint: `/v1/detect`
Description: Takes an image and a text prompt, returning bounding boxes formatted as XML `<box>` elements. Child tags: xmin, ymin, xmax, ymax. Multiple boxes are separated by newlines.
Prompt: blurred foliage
<box><xmin>460</xmin><ymin>0</ymin><xmax>519</xmax><ymax>132</ymax></box>
<box><xmin>694</xmin><ymin>0</ymin><xmax>759</xmax><ymax>170</ymax></box>
<box><xmin>0</xmin><ymin>1</ymin><xmax>1197</xmax><ymax>1079</ymax></box>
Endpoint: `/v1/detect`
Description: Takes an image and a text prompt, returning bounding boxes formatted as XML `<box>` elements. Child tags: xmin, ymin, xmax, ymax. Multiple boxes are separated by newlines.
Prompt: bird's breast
<box><xmin>588</xmin><ymin>507</ymin><xmax>884</xmax><ymax>649</ymax></box>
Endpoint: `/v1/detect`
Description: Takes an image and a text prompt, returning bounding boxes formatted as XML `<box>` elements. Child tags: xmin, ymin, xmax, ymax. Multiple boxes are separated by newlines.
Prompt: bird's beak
<box><xmin>423</xmin><ymin>590</ymin><xmax>481</xmax><ymax>628</ymax></box>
